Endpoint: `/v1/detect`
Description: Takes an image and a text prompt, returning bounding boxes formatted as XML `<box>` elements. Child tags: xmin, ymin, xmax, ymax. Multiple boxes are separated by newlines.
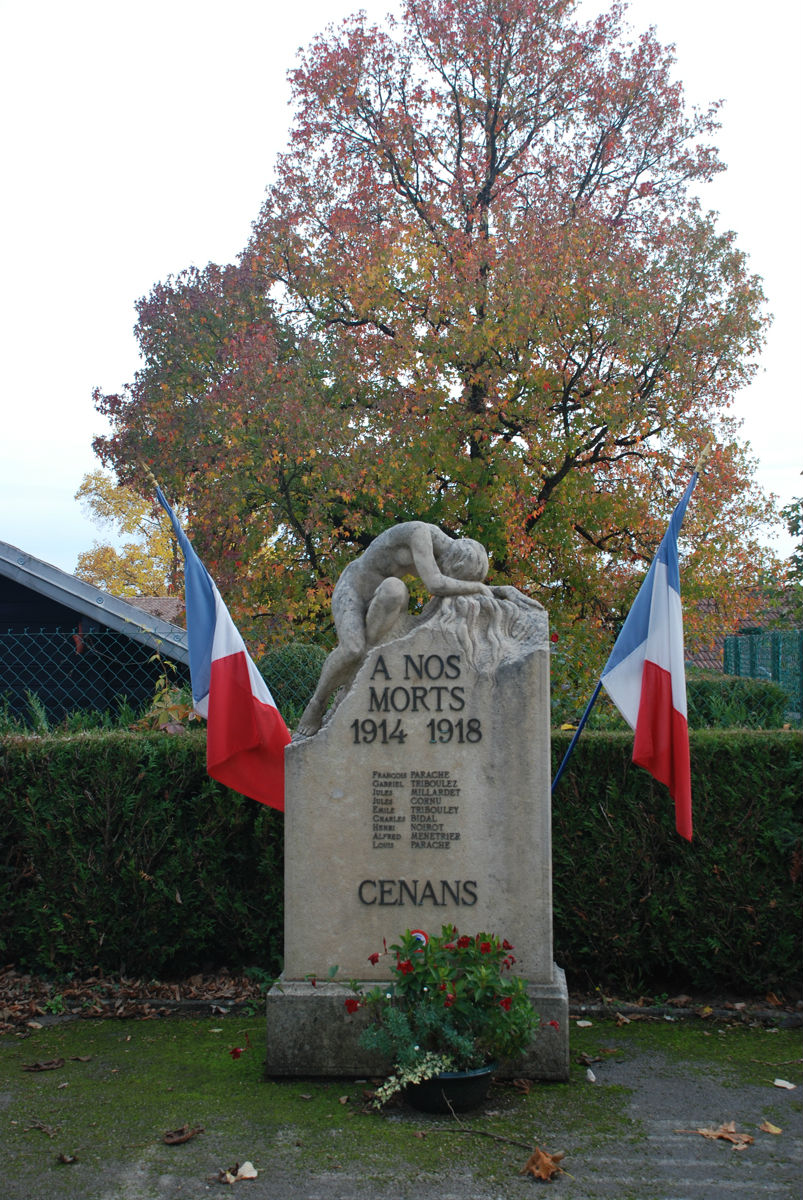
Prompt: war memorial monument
<box><xmin>265</xmin><ymin>522</ymin><xmax>569</xmax><ymax>1080</ymax></box>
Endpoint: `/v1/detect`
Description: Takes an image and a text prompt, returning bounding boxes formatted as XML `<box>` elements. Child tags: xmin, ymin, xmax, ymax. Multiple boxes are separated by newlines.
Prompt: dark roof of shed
<box><xmin>0</xmin><ymin>540</ymin><xmax>189</xmax><ymax>665</ymax></box>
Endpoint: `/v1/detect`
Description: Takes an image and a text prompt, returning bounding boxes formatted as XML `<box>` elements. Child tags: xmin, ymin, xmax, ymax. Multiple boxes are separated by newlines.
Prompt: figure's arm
<box><xmin>488</xmin><ymin>585</ymin><xmax>544</xmax><ymax>609</ymax></box>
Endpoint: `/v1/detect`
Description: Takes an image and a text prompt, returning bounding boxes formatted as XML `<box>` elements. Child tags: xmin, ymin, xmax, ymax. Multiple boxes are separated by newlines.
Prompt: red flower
<box><xmin>550</xmin><ymin>632</ymin><xmax>559</xmax><ymax>643</ymax></box>
<box><xmin>368</xmin><ymin>952</ymin><xmax>380</xmax><ymax>966</ymax></box>
<box><xmin>480</xmin><ymin>941</ymin><xmax>492</xmax><ymax>954</ymax></box>
<box><xmin>548</xmin><ymin>1019</ymin><xmax>560</xmax><ymax>1030</ymax></box>
<box><xmin>229</xmin><ymin>1033</ymin><xmax>250</xmax><ymax>1059</ymax></box>
<box><xmin>502</xmin><ymin>939</ymin><xmax>513</xmax><ymax>951</ymax></box>
<box><xmin>396</xmin><ymin>959</ymin><xmax>414</xmax><ymax>975</ymax></box>
<box><xmin>457</xmin><ymin>936</ymin><xmax>471</xmax><ymax>949</ymax></box>
<box><xmin>344</xmin><ymin>997</ymin><xmax>361</xmax><ymax>1014</ymax></box>
<box><xmin>499</xmin><ymin>996</ymin><xmax>512</xmax><ymax>1011</ymax></box>
<box><xmin>444</xmin><ymin>993</ymin><xmax>456</xmax><ymax>1008</ymax></box>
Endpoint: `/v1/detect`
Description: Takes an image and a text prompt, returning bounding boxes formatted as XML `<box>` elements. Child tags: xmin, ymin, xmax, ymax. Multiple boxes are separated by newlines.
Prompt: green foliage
<box><xmin>0</xmin><ymin>729</ymin><xmax>799</xmax><ymax>996</ymax></box>
<box><xmin>352</xmin><ymin>926</ymin><xmax>537</xmax><ymax>1103</ymax></box>
<box><xmin>256</xmin><ymin>642</ymin><xmax>328</xmax><ymax>728</ymax></box>
<box><xmin>685</xmin><ymin>675</ymin><xmax>790</xmax><ymax>728</ymax></box>
<box><xmin>0</xmin><ymin>730</ymin><xmax>283</xmax><ymax>977</ymax></box>
<box><xmin>551</xmin><ymin>729</ymin><xmax>802</xmax><ymax>995</ymax></box>
<box><xmin>24</xmin><ymin>690</ymin><xmax>50</xmax><ymax>735</ymax></box>
<box><xmin>132</xmin><ymin>658</ymin><xmax>196</xmax><ymax>731</ymax></box>
<box><xmin>780</xmin><ymin>496</ymin><xmax>803</xmax><ymax>583</ymax></box>
<box><xmin>0</xmin><ymin>698</ymin><xmax>25</xmax><ymax>735</ymax></box>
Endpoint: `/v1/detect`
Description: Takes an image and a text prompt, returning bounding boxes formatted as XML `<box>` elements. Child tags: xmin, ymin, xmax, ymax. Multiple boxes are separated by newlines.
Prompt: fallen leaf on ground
<box><xmin>217</xmin><ymin>1161</ymin><xmax>258</xmax><ymax>1183</ymax></box>
<box><xmin>678</xmin><ymin>1121</ymin><xmax>754</xmax><ymax>1149</ymax></box>
<box><xmin>56</xmin><ymin>1153</ymin><xmax>79</xmax><ymax>1164</ymax></box>
<box><xmin>773</xmin><ymin>1078</ymin><xmax>796</xmax><ymax>1089</ymax></box>
<box><xmin>585</xmin><ymin>1068</ymin><xmax>596</xmax><ymax>1082</ymax></box>
<box><xmin>511</xmin><ymin>1078</ymin><xmax>532</xmax><ymax>1094</ymax></box>
<box><xmin>22</xmin><ymin>1058</ymin><xmax>65</xmax><ymax>1072</ymax></box>
<box><xmin>24</xmin><ymin>1119</ymin><xmax>60</xmax><ymax>1138</ymax></box>
<box><xmin>575</xmin><ymin>1019</ymin><xmax>593</xmax><ymax>1027</ymax></box>
<box><xmin>760</xmin><ymin>1121</ymin><xmax>782</xmax><ymax>1135</ymax></box>
<box><xmin>520</xmin><ymin>1146</ymin><xmax>566</xmax><ymax>1180</ymax></box>
<box><xmin>163</xmin><ymin>1123</ymin><xmax>204</xmax><ymax>1145</ymax></box>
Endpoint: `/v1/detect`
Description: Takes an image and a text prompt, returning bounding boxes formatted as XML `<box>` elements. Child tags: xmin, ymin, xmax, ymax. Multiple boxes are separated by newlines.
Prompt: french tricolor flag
<box><xmin>600</xmin><ymin>474</ymin><xmax>697</xmax><ymax>840</ymax></box>
<box><xmin>157</xmin><ymin>488</ymin><xmax>290</xmax><ymax>811</ymax></box>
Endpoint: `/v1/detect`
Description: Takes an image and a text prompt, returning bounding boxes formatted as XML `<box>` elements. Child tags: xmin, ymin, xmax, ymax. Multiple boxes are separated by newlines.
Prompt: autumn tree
<box><xmin>95</xmin><ymin>0</ymin><xmax>778</xmax><ymax>687</ymax></box>
<box><xmin>780</xmin><ymin>497</ymin><xmax>803</xmax><ymax>584</ymax></box>
<box><xmin>75</xmin><ymin>470</ymin><xmax>177</xmax><ymax>596</ymax></box>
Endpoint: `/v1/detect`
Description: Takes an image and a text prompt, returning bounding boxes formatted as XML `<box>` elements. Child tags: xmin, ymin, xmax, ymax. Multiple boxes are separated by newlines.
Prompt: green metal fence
<box><xmin>723</xmin><ymin>629</ymin><xmax>803</xmax><ymax>720</ymax></box>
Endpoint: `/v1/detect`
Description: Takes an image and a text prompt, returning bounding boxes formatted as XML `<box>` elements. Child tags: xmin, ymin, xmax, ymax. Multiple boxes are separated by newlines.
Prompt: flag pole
<box><xmin>551</xmin><ymin>680</ymin><xmax>602</xmax><ymax>795</ymax></box>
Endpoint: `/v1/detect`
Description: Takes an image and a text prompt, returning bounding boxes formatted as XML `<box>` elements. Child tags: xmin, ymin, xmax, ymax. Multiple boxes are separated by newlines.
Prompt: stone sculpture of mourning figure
<box><xmin>295</xmin><ymin>521</ymin><xmax>541</xmax><ymax>737</ymax></box>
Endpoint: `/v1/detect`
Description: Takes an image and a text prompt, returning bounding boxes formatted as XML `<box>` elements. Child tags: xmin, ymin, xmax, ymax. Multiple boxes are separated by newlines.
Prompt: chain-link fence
<box><xmin>723</xmin><ymin>629</ymin><xmax>803</xmax><ymax>721</ymax></box>
<box><xmin>0</xmin><ymin>628</ymin><xmax>190</xmax><ymax>729</ymax></box>
<box><xmin>0</xmin><ymin>629</ymin><xmax>329</xmax><ymax>732</ymax></box>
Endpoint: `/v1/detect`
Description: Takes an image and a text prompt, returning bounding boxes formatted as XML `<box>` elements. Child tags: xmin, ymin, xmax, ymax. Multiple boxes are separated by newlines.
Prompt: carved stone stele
<box><xmin>266</xmin><ymin>545</ymin><xmax>569</xmax><ymax>1080</ymax></box>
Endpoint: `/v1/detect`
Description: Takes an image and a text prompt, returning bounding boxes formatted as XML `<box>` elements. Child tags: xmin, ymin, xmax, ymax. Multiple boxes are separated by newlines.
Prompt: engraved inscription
<box><xmin>357</xmin><ymin>878</ymin><xmax>478</xmax><ymax>906</ymax></box>
<box><xmin>351</xmin><ymin>653</ymin><xmax>482</xmax><ymax>745</ymax></box>
<box><xmin>371</xmin><ymin>769</ymin><xmax>408</xmax><ymax>850</ymax></box>
<box><xmin>410</xmin><ymin>770</ymin><xmax>461</xmax><ymax>849</ymax></box>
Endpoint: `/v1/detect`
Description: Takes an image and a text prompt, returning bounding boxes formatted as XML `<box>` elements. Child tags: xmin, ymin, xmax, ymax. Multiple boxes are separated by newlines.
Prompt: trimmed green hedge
<box><xmin>1</xmin><ymin>729</ymin><xmax>800</xmax><ymax>995</ymax></box>
<box><xmin>551</xmin><ymin>729</ymin><xmax>801</xmax><ymax>995</ymax></box>
<box><xmin>0</xmin><ymin>731</ymin><xmax>283</xmax><ymax>977</ymax></box>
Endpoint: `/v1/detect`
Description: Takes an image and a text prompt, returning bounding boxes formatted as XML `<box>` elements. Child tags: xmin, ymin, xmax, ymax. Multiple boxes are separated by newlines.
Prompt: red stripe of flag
<box><xmin>633</xmin><ymin>660</ymin><xmax>692</xmax><ymax>840</ymax></box>
<box><xmin>207</xmin><ymin>651</ymin><xmax>289</xmax><ymax>811</ymax></box>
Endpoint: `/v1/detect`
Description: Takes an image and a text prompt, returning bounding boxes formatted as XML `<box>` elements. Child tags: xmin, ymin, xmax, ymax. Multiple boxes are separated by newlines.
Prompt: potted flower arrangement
<box><xmin>343</xmin><ymin>925</ymin><xmax>541</xmax><ymax>1111</ymax></box>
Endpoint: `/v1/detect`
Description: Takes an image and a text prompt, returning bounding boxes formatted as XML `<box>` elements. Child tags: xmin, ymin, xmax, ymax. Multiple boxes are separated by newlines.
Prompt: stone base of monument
<box><xmin>264</xmin><ymin>966</ymin><xmax>569</xmax><ymax>1081</ymax></box>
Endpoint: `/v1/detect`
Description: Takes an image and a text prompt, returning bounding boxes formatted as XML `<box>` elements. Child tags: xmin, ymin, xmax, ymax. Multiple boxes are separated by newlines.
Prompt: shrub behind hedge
<box><xmin>686</xmin><ymin>675</ymin><xmax>790</xmax><ymax>728</ymax></box>
<box><xmin>1</xmin><ymin>728</ymin><xmax>800</xmax><ymax>995</ymax></box>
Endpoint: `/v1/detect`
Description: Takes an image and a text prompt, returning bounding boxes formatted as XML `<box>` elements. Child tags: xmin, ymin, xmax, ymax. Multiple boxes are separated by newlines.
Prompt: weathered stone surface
<box><xmin>267</xmin><ymin>576</ymin><xmax>568</xmax><ymax>1079</ymax></box>
<box><xmin>265</xmin><ymin>973</ymin><xmax>569</xmax><ymax>1081</ymax></box>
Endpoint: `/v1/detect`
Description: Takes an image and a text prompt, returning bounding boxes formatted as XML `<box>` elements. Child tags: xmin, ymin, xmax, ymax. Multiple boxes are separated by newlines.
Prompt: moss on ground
<box><xmin>581</xmin><ymin>1014</ymin><xmax>803</xmax><ymax>1088</ymax></box>
<box><xmin>1</xmin><ymin>1014</ymin><xmax>800</xmax><ymax>1198</ymax></box>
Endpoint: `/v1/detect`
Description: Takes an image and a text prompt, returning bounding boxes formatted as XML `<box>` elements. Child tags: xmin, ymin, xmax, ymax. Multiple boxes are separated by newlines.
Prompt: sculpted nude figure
<box><xmin>295</xmin><ymin>522</ymin><xmax>493</xmax><ymax>737</ymax></box>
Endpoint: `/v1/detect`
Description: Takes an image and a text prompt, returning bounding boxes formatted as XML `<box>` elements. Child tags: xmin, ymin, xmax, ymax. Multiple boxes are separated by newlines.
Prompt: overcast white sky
<box><xmin>1</xmin><ymin>0</ymin><xmax>800</xmax><ymax>575</ymax></box>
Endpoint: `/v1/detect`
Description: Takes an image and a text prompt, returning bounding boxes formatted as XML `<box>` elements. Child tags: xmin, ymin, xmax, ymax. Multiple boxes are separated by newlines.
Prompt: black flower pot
<box><xmin>404</xmin><ymin>1063</ymin><xmax>496</xmax><ymax>1113</ymax></box>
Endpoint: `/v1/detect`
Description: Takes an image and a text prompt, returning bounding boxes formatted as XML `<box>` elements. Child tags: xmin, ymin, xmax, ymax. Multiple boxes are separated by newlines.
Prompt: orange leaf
<box><xmin>520</xmin><ymin>1146</ymin><xmax>567</xmax><ymax>1180</ymax></box>
<box><xmin>677</xmin><ymin>1122</ymin><xmax>753</xmax><ymax>1149</ymax></box>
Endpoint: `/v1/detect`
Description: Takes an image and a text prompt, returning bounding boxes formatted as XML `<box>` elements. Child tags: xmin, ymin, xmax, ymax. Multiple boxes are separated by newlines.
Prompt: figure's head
<box><xmin>440</xmin><ymin>537</ymin><xmax>489</xmax><ymax>582</ymax></box>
